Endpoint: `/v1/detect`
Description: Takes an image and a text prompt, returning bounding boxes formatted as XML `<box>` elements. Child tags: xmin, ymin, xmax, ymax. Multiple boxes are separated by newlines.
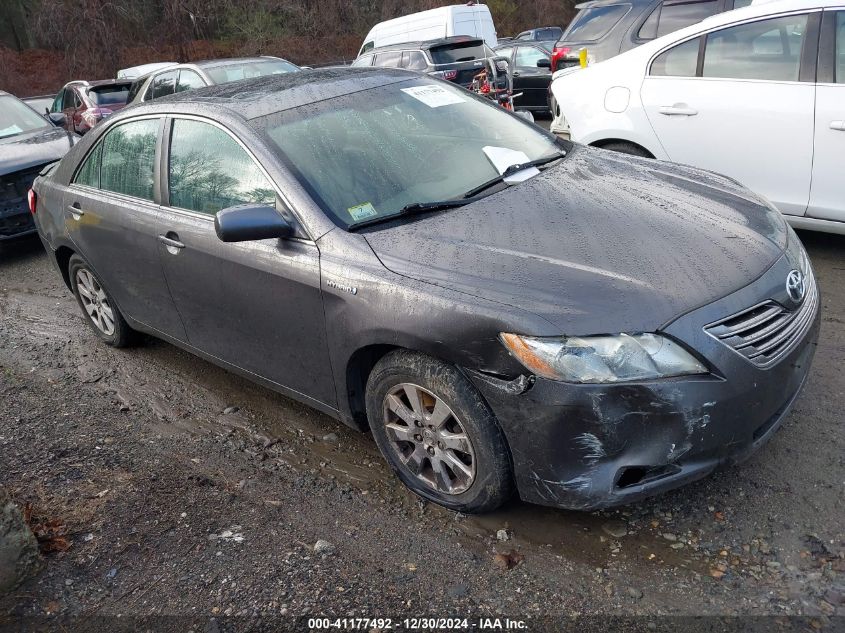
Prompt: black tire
<box><xmin>598</xmin><ymin>141</ymin><xmax>652</xmax><ymax>158</ymax></box>
<box><xmin>68</xmin><ymin>254</ymin><xmax>137</xmax><ymax>347</ymax></box>
<box><xmin>366</xmin><ymin>350</ymin><xmax>513</xmax><ymax>513</ymax></box>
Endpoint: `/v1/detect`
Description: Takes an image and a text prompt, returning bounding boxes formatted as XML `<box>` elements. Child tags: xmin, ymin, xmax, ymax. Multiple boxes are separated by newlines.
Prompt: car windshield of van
<box><xmin>429</xmin><ymin>41</ymin><xmax>489</xmax><ymax>64</ymax></box>
<box><xmin>89</xmin><ymin>85</ymin><xmax>131</xmax><ymax>106</ymax></box>
<box><xmin>204</xmin><ymin>60</ymin><xmax>299</xmax><ymax>84</ymax></box>
<box><xmin>254</xmin><ymin>78</ymin><xmax>566</xmax><ymax>230</ymax></box>
<box><xmin>0</xmin><ymin>94</ymin><xmax>50</xmax><ymax>138</ymax></box>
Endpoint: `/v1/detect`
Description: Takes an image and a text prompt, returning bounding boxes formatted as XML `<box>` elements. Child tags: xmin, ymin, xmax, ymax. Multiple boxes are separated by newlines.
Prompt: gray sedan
<box><xmin>31</xmin><ymin>69</ymin><xmax>819</xmax><ymax>513</ymax></box>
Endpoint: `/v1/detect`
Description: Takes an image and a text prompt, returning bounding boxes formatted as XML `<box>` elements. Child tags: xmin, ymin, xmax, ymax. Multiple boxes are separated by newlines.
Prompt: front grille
<box><xmin>0</xmin><ymin>165</ymin><xmax>43</xmax><ymax>237</ymax></box>
<box><xmin>705</xmin><ymin>273</ymin><xmax>818</xmax><ymax>367</ymax></box>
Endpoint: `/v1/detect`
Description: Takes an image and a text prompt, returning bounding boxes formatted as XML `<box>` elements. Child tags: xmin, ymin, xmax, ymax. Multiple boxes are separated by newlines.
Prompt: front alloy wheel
<box><xmin>366</xmin><ymin>350</ymin><xmax>513</xmax><ymax>513</ymax></box>
<box><xmin>383</xmin><ymin>383</ymin><xmax>476</xmax><ymax>495</ymax></box>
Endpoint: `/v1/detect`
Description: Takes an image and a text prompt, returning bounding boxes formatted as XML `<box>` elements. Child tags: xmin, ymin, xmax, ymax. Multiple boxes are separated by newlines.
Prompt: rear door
<box><xmin>64</xmin><ymin>116</ymin><xmax>187</xmax><ymax>339</ymax></box>
<box><xmin>807</xmin><ymin>10</ymin><xmax>845</xmax><ymax>222</ymax></box>
<box><xmin>156</xmin><ymin>116</ymin><xmax>336</xmax><ymax>406</ymax></box>
<box><xmin>641</xmin><ymin>12</ymin><xmax>818</xmax><ymax>216</ymax></box>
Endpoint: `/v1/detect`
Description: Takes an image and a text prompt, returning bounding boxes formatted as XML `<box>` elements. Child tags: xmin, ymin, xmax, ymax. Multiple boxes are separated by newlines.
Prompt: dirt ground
<box><xmin>0</xmin><ymin>229</ymin><xmax>843</xmax><ymax>631</ymax></box>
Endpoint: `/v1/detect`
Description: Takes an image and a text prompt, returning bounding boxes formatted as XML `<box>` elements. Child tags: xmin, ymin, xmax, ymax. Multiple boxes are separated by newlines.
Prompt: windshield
<box><xmin>89</xmin><ymin>85</ymin><xmax>131</xmax><ymax>106</ymax></box>
<box><xmin>205</xmin><ymin>60</ymin><xmax>299</xmax><ymax>84</ymax></box>
<box><xmin>253</xmin><ymin>78</ymin><xmax>564</xmax><ymax>229</ymax></box>
<box><xmin>0</xmin><ymin>94</ymin><xmax>50</xmax><ymax>138</ymax></box>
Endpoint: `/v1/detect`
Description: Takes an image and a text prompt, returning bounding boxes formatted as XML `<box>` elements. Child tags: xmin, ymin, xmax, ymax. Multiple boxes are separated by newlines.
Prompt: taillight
<box><xmin>444</xmin><ymin>70</ymin><xmax>458</xmax><ymax>81</ymax></box>
<box><xmin>27</xmin><ymin>189</ymin><xmax>37</xmax><ymax>215</ymax></box>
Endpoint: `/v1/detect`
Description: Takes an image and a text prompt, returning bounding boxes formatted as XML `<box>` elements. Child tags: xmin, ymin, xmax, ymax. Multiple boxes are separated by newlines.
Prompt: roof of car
<box><xmin>192</xmin><ymin>56</ymin><xmax>294</xmax><ymax>68</ymax></box>
<box><xmin>128</xmin><ymin>67</ymin><xmax>418</xmax><ymax>121</ymax></box>
<box><xmin>364</xmin><ymin>36</ymin><xmax>484</xmax><ymax>54</ymax></box>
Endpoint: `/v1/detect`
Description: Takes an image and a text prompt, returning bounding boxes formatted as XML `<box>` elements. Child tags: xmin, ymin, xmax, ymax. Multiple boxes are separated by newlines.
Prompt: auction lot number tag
<box><xmin>401</xmin><ymin>85</ymin><xmax>466</xmax><ymax>108</ymax></box>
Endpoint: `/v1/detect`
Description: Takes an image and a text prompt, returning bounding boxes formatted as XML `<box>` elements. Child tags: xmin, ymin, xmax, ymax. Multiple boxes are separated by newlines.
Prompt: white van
<box><xmin>358</xmin><ymin>4</ymin><xmax>498</xmax><ymax>56</ymax></box>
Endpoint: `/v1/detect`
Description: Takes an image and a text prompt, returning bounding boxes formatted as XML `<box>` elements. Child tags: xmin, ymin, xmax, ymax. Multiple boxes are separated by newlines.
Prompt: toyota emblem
<box><xmin>786</xmin><ymin>270</ymin><xmax>806</xmax><ymax>303</ymax></box>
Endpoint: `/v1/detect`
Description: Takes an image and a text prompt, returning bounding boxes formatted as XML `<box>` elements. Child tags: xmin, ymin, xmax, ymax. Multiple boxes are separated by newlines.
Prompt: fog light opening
<box><xmin>615</xmin><ymin>464</ymin><xmax>681</xmax><ymax>489</ymax></box>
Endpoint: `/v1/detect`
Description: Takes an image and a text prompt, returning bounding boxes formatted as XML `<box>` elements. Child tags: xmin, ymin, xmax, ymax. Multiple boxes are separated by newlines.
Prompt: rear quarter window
<box><xmin>566</xmin><ymin>4</ymin><xmax>631</xmax><ymax>41</ymax></box>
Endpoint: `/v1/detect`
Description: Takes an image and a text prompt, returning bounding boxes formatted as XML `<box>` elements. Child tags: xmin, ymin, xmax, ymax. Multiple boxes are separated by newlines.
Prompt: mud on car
<box><xmin>31</xmin><ymin>69</ymin><xmax>819</xmax><ymax>513</ymax></box>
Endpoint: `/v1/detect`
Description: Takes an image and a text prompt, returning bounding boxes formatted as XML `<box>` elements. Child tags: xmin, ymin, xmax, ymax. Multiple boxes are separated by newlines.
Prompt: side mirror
<box><xmin>48</xmin><ymin>112</ymin><xmax>67</xmax><ymax>127</ymax></box>
<box><xmin>214</xmin><ymin>203</ymin><xmax>292</xmax><ymax>242</ymax></box>
<box><xmin>536</xmin><ymin>58</ymin><xmax>551</xmax><ymax>69</ymax></box>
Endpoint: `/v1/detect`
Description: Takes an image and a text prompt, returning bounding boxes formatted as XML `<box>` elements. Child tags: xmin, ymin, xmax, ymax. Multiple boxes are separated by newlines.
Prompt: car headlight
<box><xmin>499</xmin><ymin>332</ymin><xmax>708</xmax><ymax>383</ymax></box>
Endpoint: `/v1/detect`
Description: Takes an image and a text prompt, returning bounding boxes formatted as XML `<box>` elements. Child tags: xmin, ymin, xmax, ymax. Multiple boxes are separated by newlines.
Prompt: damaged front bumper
<box><xmin>467</xmin><ymin>250</ymin><xmax>821</xmax><ymax>511</ymax></box>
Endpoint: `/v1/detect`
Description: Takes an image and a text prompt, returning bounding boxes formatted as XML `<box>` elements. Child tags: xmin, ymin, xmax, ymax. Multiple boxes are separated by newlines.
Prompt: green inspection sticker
<box><xmin>348</xmin><ymin>202</ymin><xmax>378</xmax><ymax>222</ymax></box>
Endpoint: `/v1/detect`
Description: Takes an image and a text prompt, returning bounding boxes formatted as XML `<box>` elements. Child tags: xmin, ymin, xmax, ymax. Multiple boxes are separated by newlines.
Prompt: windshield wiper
<box><xmin>462</xmin><ymin>152</ymin><xmax>566</xmax><ymax>200</ymax></box>
<box><xmin>348</xmin><ymin>198</ymin><xmax>473</xmax><ymax>231</ymax></box>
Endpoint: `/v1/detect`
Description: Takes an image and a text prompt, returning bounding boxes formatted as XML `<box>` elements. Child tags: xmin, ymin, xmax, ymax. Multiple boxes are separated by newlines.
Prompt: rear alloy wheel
<box><xmin>68</xmin><ymin>254</ymin><xmax>136</xmax><ymax>347</ymax></box>
<box><xmin>367</xmin><ymin>350</ymin><xmax>513</xmax><ymax>513</ymax></box>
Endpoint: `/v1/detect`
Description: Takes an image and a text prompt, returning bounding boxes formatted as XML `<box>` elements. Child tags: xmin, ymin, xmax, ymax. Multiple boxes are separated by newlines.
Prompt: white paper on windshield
<box><xmin>401</xmin><ymin>85</ymin><xmax>466</xmax><ymax>108</ymax></box>
<box><xmin>482</xmin><ymin>146</ymin><xmax>541</xmax><ymax>183</ymax></box>
<box><xmin>0</xmin><ymin>125</ymin><xmax>23</xmax><ymax>137</ymax></box>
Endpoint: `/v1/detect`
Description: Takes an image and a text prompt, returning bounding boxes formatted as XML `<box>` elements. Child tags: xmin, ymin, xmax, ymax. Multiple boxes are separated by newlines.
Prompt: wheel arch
<box><xmin>344</xmin><ymin>343</ymin><xmax>402</xmax><ymax>431</ymax></box>
<box><xmin>589</xmin><ymin>138</ymin><xmax>656</xmax><ymax>158</ymax></box>
<box><xmin>55</xmin><ymin>245</ymin><xmax>76</xmax><ymax>290</ymax></box>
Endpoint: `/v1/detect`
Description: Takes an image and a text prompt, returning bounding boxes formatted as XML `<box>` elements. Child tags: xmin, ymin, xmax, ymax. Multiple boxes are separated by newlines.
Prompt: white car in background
<box><xmin>550</xmin><ymin>0</ymin><xmax>845</xmax><ymax>234</ymax></box>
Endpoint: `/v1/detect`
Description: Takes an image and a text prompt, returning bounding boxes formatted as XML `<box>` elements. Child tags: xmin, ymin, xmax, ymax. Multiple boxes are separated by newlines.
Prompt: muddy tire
<box><xmin>366</xmin><ymin>350</ymin><xmax>513</xmax><ymax>513</ymax></box>
<box><xmin>68</xmin><ymin>254</ymin><xmax>137</xmax><ymax>347</ymax></box>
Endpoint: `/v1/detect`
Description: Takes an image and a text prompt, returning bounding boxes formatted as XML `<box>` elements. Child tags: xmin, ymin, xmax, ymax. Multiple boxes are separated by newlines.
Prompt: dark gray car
<box><xmin>31</xmin><ymin>69</ymin><xmax>819</xmax><ymax>513</ymax></box>
<box><xmin>1</xmin><ymin>91</ymin><xmax>76</xmax><ymax>241</ymax></box>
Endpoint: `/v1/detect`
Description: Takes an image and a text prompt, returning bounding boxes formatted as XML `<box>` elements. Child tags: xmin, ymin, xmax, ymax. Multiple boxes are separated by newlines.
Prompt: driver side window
<box><xmin>168</xmin><ymin>119</ymin><xmax>276</xmax><ymax>216</ymax></box>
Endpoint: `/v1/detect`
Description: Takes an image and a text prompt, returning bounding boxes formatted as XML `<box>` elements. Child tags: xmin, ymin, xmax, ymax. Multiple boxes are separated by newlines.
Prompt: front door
<box><xmin>64</xmin><ymin>116</ymin><xmax>187</xmax><ymax>339</ymax></box>
<box><xmin>807</xmin><ymin>10</ymin><xmax>845</xmax><ymax>223</ymax></box>
<box><xmin>512</xmin><ymin>45</ymin><xmax>552</xmax><ymax>109</ymax></box>
<box><xmin>156</xmin><ymin>117</ymin><xmax>336</xmax><ymax>407</ymax></box>
<box><xmin>641</xmin><ymin>13</ymin><xmax>816</xmax><ymax>216</ymax></box>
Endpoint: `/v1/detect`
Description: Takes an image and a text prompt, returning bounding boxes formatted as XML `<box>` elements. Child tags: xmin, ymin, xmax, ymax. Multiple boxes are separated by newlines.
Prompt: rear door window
<box><xmin>74</xmin><ymin>144</ymin><xmax>102</xmax><ymax>188</ymax></box>
<box><xmin>100</xmin><ymin>118</ymin><xmax>159</xmax><ymax>201</ymax></box>
<box><xmin>565</xmin><ymin>4</ymin><xmax>631</xmax><ymax>41</ymax></box>
<box><xmin>703</xmin><ymin>14</ymin><xmax>808</xmax><ymax>81</ymax></box>
<box><xmin>168</xmin><ymin>119</ymin><xmax>276</xmax><ymax>215</ymax></box>
<box><xmin>650</xmin><ymin>36</ymin><xmax>701</xmax><ymax>76</ymax></box>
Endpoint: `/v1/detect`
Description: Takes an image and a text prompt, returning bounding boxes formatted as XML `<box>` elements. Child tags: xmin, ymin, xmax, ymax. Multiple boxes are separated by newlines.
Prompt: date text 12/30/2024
<box><xmin>306</xmin><ymin>617</ymin><xmax>529</xmax><ymax>630</ymax></box>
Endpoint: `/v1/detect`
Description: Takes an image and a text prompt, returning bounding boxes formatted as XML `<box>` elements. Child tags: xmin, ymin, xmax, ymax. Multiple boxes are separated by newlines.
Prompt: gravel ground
<box><xmin>0</xmin><ymin>229</ymin><xmax>843</xmax><ymax>631</ymax></box>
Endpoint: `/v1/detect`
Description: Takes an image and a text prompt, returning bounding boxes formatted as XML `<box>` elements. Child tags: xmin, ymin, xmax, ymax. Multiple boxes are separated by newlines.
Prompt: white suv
<box><xmin>550</xmin><ymin>0</ymin><xmax>845</xmax><ymax>234</ymax></box>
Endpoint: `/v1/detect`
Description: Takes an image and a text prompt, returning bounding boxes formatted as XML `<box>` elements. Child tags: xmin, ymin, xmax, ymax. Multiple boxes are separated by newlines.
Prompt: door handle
<box><xmin>158</xmin><ymin>234</ymin><xmax>185</xmax><ymax>250</ymax></box>
<box><xmin>658</xmin><ymin>104</ymin><xmax>698</xmax><ymax>116</ymax></box>
<box><xmin>830</xmin><ymin>120</ymin><xmax>845</xmax><ymax>131</ymax></box>
<box><xmin>67</xmin><ymin>203</ymin><xmax>84</xmax><ymax>220</ymax></box>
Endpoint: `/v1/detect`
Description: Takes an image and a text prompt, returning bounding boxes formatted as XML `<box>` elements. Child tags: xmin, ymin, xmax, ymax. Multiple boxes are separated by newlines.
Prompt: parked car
<box><xmin>550</xmin><ymin>0</ymin><xmax>751</xmax><ymax>72</ymax></box>
<box><xmin>359</xmin><ymin>3</ymin><xmax>498</xmax><ymax>55</ymax></box>
<box><xmin>1</xmin><ymin>91</ymin><xmax>76</xmax><ymax>241</ymax></box>
<box><xmin>550</xmin><ymin>0</ymin><xmax>845</xmax><ymax>235</ymax></box>
<box><xmin>117</xmin><ymin>61</ymin><xmax>177</xmax><ymax>80</ymax></box>
<box><xmin>353</xmin><ymin>37</ymin><xmax>509</xmax><ymax>93</ymax></box>
<box><xmin>126</xmin><ymin>57</ymin><xmax>300</xmax><ymax>105</ymax></box>
<box><xmin>49</xmin><ymin>80</ymin><xmax>132</xmax><ymax>135</ymax></box>
<box><xmin>23</xmin><ymin>94</ymin><xmax>56</xmax><ymax>116</ymax></box>
<box><xmin>514</xmin><ymin>26</ymin><xmax>564</xmax><ymax>42</ymax></box>
<box><xmin>493</xmin><ymin>41</ymin><xmax>553</xmax><ymax>112</ymax></box>
<box><xmin>32</xmin><ymin>68</ymin><xmax>819</xmax><ymax>513</ymax></box>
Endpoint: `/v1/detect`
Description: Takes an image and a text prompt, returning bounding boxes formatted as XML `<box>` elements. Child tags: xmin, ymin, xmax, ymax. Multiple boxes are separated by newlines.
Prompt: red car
<box><xmin>48</xmin><ymin>79</ymin><xmax>132</xmax><ymax>135</ymax></box>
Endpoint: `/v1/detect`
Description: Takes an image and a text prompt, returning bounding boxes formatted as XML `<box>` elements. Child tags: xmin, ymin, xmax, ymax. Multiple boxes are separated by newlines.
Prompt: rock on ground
<box><xmin>0</xmin><ymin>488</ymin><xmax>42</xmax><ymax>595</ymax></box>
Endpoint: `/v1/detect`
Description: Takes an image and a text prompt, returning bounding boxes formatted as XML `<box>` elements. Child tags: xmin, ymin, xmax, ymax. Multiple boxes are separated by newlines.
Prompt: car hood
<box><xmin>0</xmin><ymin>126</ymin><xmax>76</xmax><ymax>176</ymax></box>
<box><xmin>363</xmin><ymin>146</ymin><xmax>786</xmax><ymax>335</ymax></box>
